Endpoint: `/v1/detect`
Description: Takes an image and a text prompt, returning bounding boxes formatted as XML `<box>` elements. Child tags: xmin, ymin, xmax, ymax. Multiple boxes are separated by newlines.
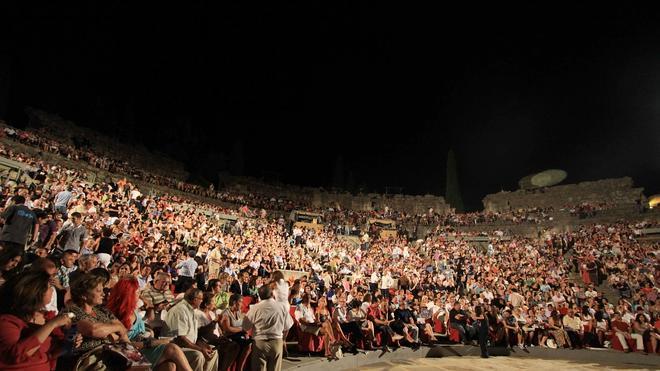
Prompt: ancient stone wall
<box><xmin>312</xmin><ymin>191</ymin><xmax>450</xmax><ymax>214</ymax></box>
<box><xmin>482</xmin><ymin>177</ymin><xmax>644</xmax><ymax>212</ymax></box>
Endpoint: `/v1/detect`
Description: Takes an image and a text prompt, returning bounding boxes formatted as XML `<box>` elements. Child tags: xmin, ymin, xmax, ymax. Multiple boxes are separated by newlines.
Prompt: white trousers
<box><xmin>615</xmin><ymin>332</ymin><xmax>644</xmax><ymax>350</ymax></box>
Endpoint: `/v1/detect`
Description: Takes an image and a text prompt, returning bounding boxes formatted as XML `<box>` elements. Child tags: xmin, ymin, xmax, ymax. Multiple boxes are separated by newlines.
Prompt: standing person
<box><xmin>0</xmin><ymin>195</ymin><xmax>38</xmax><ymax>251</ymax></box>
<box><xmin>206</xmin><ymin>240</ymin><xmax>222</xmax><ymax>280</ymax></box>
<box><xmin>55</xmin><ymin>212</ymin><xmax>88</xmax><ymax>254</ymax></box>
<box><xmin>473</xmin><ymin>305</ymin><xmax>490</xmax><ymax>358</ymax></box>
<box><xmin>176</xmin><ymin>250</ymin><xmax>198</xmax><ymax>293</ymax></box>
<box><xmin>52</xmin><ymin>186</ymin><xmax>74</xmax><ymax>220</ymax></box>
<box><xmin>242</xmin><ymin>285</ymin><xmax>293</xmax><ymax>371</ymax></box>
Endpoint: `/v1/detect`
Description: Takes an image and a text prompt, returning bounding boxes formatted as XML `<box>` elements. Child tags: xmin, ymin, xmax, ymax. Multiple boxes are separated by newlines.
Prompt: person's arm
<box><xmin>77</xmin><ymin>319</ymin><xmax>128</xmax><ymax>342</ymax></box>
<box><xmin>173</xmin><ymin>334</ymin><xmax>204</xmax><ymax>352</ymax></box>
<box><xmin>45</xmin><ymin>229</ymin><xmax>58</xmax><ymax>250</ymax></box>
<box><xmin>241</xmin><ymin>311</ymin><xmax>255</xmax><ymax>334</ymax></box>
<box><xmin>31</xmin><ymin>221</ymin><xmax>39</xmax><ymax>244</ymax></box>
<box><xmin>0</xmin><ymin>205</ymin><xmax>14</xmax><ymax>224</ymax></box>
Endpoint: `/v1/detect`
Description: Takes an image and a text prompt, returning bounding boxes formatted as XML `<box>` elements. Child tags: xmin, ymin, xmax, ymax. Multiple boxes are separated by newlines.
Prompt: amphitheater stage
<box><xmin>282</xmin><ymin>344</ymin><xmax>660</xmax><ymax>370</ymax></box>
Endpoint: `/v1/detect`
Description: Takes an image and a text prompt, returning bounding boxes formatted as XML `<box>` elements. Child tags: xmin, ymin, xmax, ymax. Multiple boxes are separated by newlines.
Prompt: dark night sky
<box><xmin>1</xmin><ymin>3</ymin><xmax>659</xmax><ymax>210</ymax></box>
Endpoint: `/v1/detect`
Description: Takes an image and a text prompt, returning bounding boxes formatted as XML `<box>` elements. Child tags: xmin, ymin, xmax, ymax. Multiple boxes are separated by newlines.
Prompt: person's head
<box><xmin>106</xmin><ymin>277</ymin><xmax>140</xmax><ymax>329</ymax></box>
<box><xmin>78</xmin><ymin>254</ymin><xmax>98</xmax><ymax>272</ymax></box>
<box><xmin>178</xmin><ymin>277</ymin><xmax>197</xmax><ymax>293</ymax></box>
<box><xmin>229</xmin><ymin>293</ymin><xmax>242</xmax><ymax>311</ymax></box>
<box><xmin>207</xmin><ymin>279</ymin><xmax>220</xmax><ymax>294</ymax></box>
<box><xmin>152</xmin><ymin>271</ymin><xmax>171</xmax><ymax>292</ymax></box>
<box><xmin>363</xmin><ymin>293</ymin><xmax>372</xmax><ymax>304</ymax></box>
<box><xmin>61</xmin><ymin>250</ymin><xmax>78</xmax><ymax>268</ymax></box>
<box><xmin>258</xmin><ymin>284</ymin><xmax>273</xmax><ymax>300</ymax></box>
<box><xmin>118</xmin><ymin>263</ymin><xmax>131</xmax><ymax>277</ymax></box>
<box><xmin>140</xmin><ymin>265</ymin><xmax>151</xmax><ymax>277</ymax></box>
<box><xmin>30</xmin><ymin>257</ymin><xmax>57</xmax><ymax>276</ymax></box>
<box><xmin>200</xmin><ymin>292</ymin><xmax>216</xmax><ymax>311</ymax></box>
<box><xmin>71</xmin><ymin>212</ymin><xmax>82</xmax><ymax>225</ymax></box>
<box><xmin>11</xmin><ymin>195</ymin><xmax>26</xmax><ymax>205</ymax></box>
<box><xmin>89</xmin><ymin>267</ymin><xmax>111</xmax><ymax>287</ymax></box>
<box><xmin>70</xmin><ymin>273</ymin><xmax>107</xmax><ymax>307</ymax></box>
<box><xmin>0</xmin><ymin>271</ymin><xmax>52</xmax><ymax>320</ymax></box>
<box><xmin>271</xmin><ymin>270</ymin><xmax>284</xmax><ymax>283</ymax></box>
<box><xmin>184</xmin><ymin>288</ymin><xmax>204</xmax><ymax>309</ymax></box>
<box><xmin>0</xmin><ymin>246</ymin><xmax>23</xmax><ymax>273</ymax></box>
<box><xmin>34</xmin><ymin>246</ymin><xmax>48</xmax><ymax>258</ymax></box>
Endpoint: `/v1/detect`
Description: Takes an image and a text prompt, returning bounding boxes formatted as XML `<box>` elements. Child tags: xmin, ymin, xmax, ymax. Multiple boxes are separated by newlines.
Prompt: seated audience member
<box><xmin>165</xmin><ymin>288</ymin><xmax>219</xmax><ymax>371</ymax></box>
<box><xmin>64</xmin><ymin>273</ymin><xmax>129</xmax><ymax>354</ymax></box>
<box><xmin>611</xmin><ymin>312</ymin><xmax>645</xmax><ymax>353</ymax></box>
<box><xmin>449</xmin><ymin>301</ymin><xmax>476</xmax><ymax>345</ymax></box>
<box><xmin>141</xmin><ymin>271</ymin><xmax>176</xmax><ymax>333</ymax></box>
<box><xmin>107</xmin><ymin>277</ymin><xmax>193</xmax><ymax>371</ymax></box>
<box><xmin>197</xmin><ymin>292</ymin><xmax>241</xmax><ymax>371</ymax></box>
<box><xmin>0</xmin><ymin>271</ymin><xmax>81</xmax><ymax>371</ymax></box>
<box><xmin>0</xmin><ymin>246</ymin><xmax>24</xmax><ymax>286</ymax></box>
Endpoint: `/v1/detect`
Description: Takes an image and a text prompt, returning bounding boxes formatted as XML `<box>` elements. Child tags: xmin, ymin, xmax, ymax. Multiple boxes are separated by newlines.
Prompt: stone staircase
<box><xmin>595</xmin><ymin>281</ymin><xmax>621</xmax><ymax>304</ymax></box>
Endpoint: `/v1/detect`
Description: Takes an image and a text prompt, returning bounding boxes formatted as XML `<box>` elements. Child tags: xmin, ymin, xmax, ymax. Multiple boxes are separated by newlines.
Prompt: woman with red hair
<box><xmin>107</xmin><ymin>277</ymin><xmax>192</xmax><ymax>371</ymax></box>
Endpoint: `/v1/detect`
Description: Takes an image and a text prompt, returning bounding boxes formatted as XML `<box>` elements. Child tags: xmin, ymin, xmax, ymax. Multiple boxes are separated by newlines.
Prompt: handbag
<box><xmin>74</xmin><ymin>346</ymin><xmax>108</xmax><ymax>371</ymax></box>
<box><xmin>103</xmin><ymin>343</ymin><xmax>152</xmax><ymax>371</ymax></box>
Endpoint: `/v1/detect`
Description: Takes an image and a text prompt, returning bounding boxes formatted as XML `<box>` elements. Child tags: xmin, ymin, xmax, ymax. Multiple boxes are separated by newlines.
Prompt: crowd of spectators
<box><xmin>0</xmin><ymin>127</ymin><xmax>656</xmax><ymax>370</ymax></box>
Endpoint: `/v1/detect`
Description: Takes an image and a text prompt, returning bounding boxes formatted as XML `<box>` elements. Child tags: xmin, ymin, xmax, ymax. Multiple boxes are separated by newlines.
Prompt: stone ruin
<box><xmin>482</xmin><ymin>177</ymin><xmax>644</xmax><ymax>212</ymax></box>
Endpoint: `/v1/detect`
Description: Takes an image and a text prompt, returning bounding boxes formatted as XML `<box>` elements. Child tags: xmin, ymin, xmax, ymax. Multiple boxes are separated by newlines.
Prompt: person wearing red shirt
<box><xmin>0</xmin><ymin>271</ymin><xmax>81</xmax><ymax>371</ymax></box>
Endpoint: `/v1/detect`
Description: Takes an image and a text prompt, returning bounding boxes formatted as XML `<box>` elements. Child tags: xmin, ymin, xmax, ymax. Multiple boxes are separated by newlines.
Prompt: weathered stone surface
<box><xmin>313</xmin><ymin>191</ymin><xmax>450</xmax><ymax>214</ymax></box>
<box><xmin>482</xmin><ymin>177</ymin><xmax>644</xmax><ymax>212</ymax></box>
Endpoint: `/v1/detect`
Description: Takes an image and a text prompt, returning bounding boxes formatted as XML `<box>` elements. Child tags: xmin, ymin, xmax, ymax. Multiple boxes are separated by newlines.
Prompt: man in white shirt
<box><xmin>243</xmin><ymin>285</ymin><xmax>293</xmax><ymax>371</ymax></box>
<box><xmin>165</xmin><ymin>288</ymin><xmax>218</xmax><ymax>371</ymax></box>
<box><xmin>176</xmin><ymin>249</ymin><xmax>198</xmax><ymax>292</ymax></box>
<box><xmin>370</xmin><ymin>271</ymin><xmax>380</xmax><ymax>293</ymax></box>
